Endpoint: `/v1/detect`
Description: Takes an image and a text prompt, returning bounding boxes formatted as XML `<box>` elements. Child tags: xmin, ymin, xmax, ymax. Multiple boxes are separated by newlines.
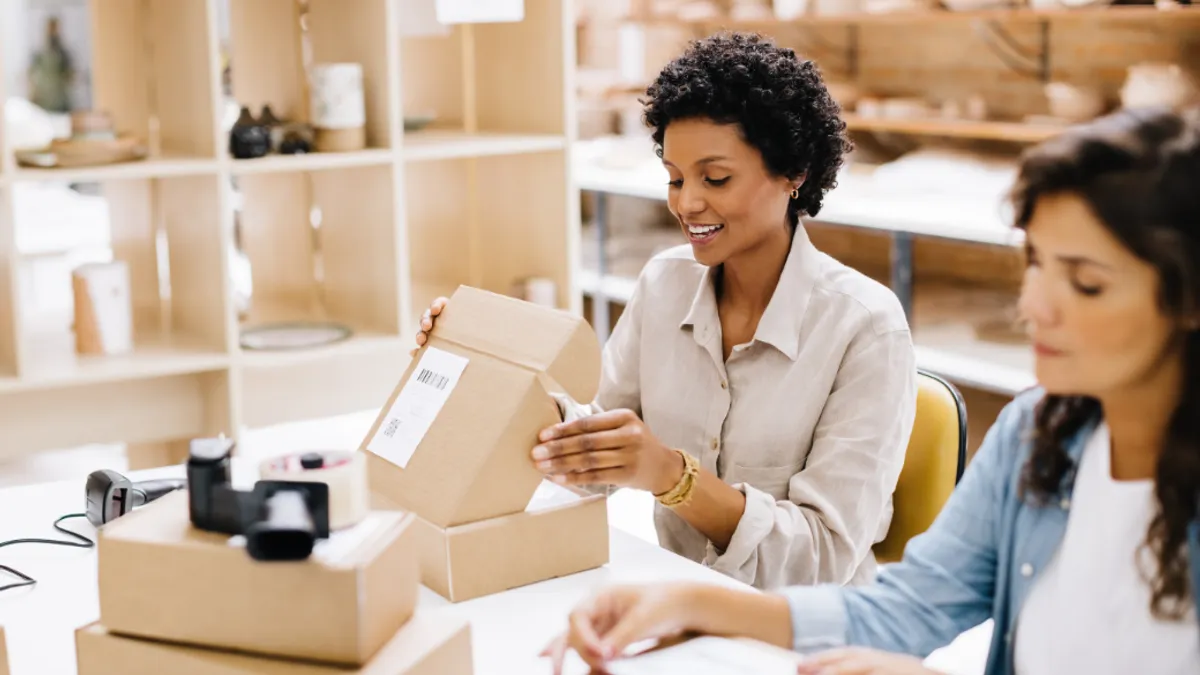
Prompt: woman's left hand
<box><xmin>531</xmin><ymin>409</ymin><xmax>684</xmax><ymax>494</ymax></box>
<box><xmin>797</xmin><ymin>648</ymin><xmax>943</xmax><ymax>675</ymax></box>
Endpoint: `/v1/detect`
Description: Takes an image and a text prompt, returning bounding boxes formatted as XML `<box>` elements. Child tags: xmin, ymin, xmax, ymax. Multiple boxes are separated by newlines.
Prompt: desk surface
<box><xmin>0</xmin><ymin>464</ymin><xmax>747</xmax><ymax>675</ymax></box>
<box><xmin>0</xmin><ymin>465</ymin><xmax>991</xmax><ymax>675</ymax></box>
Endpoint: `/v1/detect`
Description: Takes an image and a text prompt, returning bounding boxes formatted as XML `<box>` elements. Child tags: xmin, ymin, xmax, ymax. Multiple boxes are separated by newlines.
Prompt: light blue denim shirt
<box><xmin>781</xmin><ymin>388</ymin><xmax>1200</xmax><ymax>675</ymax></box>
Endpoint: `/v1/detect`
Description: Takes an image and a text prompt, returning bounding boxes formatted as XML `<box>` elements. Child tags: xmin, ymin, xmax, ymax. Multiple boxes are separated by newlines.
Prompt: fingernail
<box><xmin>539</xmin><ymin>428</ymin><xmax>556</xmax><ymax>442</ymax></box>
<box><xmin>551</xmin><ymin>475</ymin><xmax>567</xmax><ymax>484</ymax></box>
<box><xmin>531</xmin><ymin>446</ymin><xmax>549</xmax><ymax>460</ymax></box>
<box><xmin>537</xmin><ymin>460</ymin><xmax>553</xmax><ymax>471</ymax></box>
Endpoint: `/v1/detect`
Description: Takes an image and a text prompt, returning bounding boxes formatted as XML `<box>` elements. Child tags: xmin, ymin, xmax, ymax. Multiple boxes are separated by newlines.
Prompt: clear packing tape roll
<box><xmin>258</xmin><ymin>451</ymin><xmax>369</xmax><ymax>530</ymax></box>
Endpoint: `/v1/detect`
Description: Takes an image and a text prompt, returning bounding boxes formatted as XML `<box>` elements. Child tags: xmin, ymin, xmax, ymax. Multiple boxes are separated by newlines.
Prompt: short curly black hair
<box><xmin>642</xmin><ymin>31</ymin><xmax>851</xmax><ymax>223</ymax></box>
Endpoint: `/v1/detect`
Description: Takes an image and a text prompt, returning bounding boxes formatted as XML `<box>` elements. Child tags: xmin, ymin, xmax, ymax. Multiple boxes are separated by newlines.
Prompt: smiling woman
<box><xmin>416</xmin><ymin>31</ymin><xmax>917</xmax><ymax>591</ymax></box>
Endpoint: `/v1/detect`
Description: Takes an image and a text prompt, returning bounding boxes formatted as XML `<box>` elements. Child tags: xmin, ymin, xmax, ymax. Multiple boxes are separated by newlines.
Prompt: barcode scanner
<box><xmin>85</xmin><ymin>469</ymin><xmax>186</xmax><ymax>528</ymax></box>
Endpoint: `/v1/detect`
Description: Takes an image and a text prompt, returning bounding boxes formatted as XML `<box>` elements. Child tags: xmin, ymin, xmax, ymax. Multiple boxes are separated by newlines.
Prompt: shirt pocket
<box><xmin>724</xmin><ymin>462</ymin><xmax>799</xmax><ymax>502</ymax></box>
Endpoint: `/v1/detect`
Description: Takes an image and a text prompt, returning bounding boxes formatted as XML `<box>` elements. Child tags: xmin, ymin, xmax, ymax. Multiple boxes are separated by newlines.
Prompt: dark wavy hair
<box><xmin>640</xmin><ymin>31</ymin><xmax>851</xmax><ymax>225</ymax></box>
<box><xmin>1012</xmin><ymin>106</ymin><xmax>1200</xmax><ymax>619</ymax></box>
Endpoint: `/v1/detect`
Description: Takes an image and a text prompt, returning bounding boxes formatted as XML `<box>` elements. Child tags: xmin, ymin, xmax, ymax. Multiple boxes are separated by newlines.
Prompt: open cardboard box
<box><xmin>75</xmin><ymin>611</ymin><xmax>473</xmax><ymax>675</ymax></box>
<box><xmin>96</xmin><ymin>491</ymin><xmax>419</xmax><ymax>665</ymax></box>
<box><xmin>374</xmin><ymin>479</ymin><xmax>608</xmax><ymax>602</ymax></box>
<box><xmin>361</xmin><ymin>286</ymin><xmax>610</xmax><ymax>602</ymax></box>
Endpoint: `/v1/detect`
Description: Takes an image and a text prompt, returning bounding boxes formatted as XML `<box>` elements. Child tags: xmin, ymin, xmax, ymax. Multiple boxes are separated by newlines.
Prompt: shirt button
<box><xmin>1020</xmin><ymin>563</ymin><xmax>1034</xmax><ymax>577</ymax></box>
<box><xmin>720</xmin><ymin>380</ymin><xmax>728</xmax><ymax>390</ymax></box>
<box><xmin>710</xmin><ymin>438</ymin><xmax>719</xmax><ymax>451</ymax></box>
<box><xmin>1060</xmin><ymin>498</ymin><xmax>1071</xmax><ymax>510</ymax></box>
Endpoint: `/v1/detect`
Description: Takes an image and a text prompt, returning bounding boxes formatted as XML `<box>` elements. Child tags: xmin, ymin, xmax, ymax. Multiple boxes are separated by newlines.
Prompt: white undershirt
<box><xmin>1015</xmin><ymin>423</ymin><xmax>1199</xmax><ymax>675</ymax></box>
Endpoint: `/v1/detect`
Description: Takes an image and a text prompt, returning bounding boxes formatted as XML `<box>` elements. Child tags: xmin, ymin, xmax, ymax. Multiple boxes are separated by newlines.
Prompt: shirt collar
<box><xmin>679</xmin><ymin>227</ymin><xmax>821</xmax><ymax>361</ymax></box>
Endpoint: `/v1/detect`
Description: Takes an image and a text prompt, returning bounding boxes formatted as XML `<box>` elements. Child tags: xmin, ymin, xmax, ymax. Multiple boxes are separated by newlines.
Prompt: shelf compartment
<box><xmin>87</xmin><ymin>0</ymin><xmax>222</xmax><ymax>165</ymax></box>
<box><xmin>0</xmin><ymin>370</ymin><xmax>232</xmax><ymax>457</ymax></box>
<box><xmin>239</xmin><ymin>333</ymin><xmax>409</xmax><ymax>429</ymax></box>
<box><xmin>12</xmin><ymin>174</ymin><xmax>233</xmax><ymax>387</ymax></box>
<box><xmin>226</xmin><ymin>0</ymin><xmax>399</xmax><ymax>155</ymax></box>
<box><xmin>843</xmin><ymin>114</ymin><xmax>1063</xmax><ymax>144</ymax></box>
<box><xmin>404</xmin><ymin>152</ymin><xmax>574</xmax><ymax>316</ymax></box>
<box><xmin>233</xmin><ymin>163</ymin><xmax>403</xmax><ymax>349</ymax></box>
<box><xmin>229</xmin><ymin>149</ymin><xmax>396</xmax><ymax>175</ymax></box>
<box><xmin>403</xmin><ymin>131</ymin><xmax>565</xmax><ymax>162</ymax></box>
<box><xmin>402</xmin><ymin>0</ymin><xmax>570</xmax><ymax>136</ymax></box>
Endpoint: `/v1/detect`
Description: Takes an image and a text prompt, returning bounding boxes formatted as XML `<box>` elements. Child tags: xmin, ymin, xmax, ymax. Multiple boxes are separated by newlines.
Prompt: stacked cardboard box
<box><xmin>79</xmin><ymin>491</ymin><xmax>472</xmax><ymax>674</ymax></box>
<box><xmin>361</xmin><ymin>286</ymin><xmax>612</xmax><ymax>602</ymax></box>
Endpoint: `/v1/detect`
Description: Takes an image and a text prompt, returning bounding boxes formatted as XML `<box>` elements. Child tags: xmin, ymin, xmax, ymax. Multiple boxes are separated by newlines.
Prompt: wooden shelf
<box><xmin>403</xmin><ymin>130</ymin><xmax>566</xmax><ymax>162</ymax></box>
<box><xmin>12</xmin><ymin>157</ymin><xmax>220</xmax><ymax>184</ymax></box>
<box><xmin>229</xmin><ymin>150</ymin><xmax>395</xmax><ymax>176</ymax></box>
<box><xmin>635</xmin><ymin>5</ymin><xmax>1200</xmax><ymax>27</ymax></box>
<box><xmin>0</xmin><ymin>0</ymin><xmax>576</xmax><ymax>461</ymax></box>
<box><xmin>3</xmin><ymin>336</ymin><xmax>229</xmax><ymax>394</ymax></box>
<box><xmin>843</xmin><ymin>114</ymin><xmax>1064</xmax><ymax>144</ymax></box>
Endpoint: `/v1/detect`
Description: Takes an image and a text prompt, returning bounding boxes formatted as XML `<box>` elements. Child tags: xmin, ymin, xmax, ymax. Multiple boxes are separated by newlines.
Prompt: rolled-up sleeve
<box><xmin>703</xmin><ymin>328</ymin><xmax>917</xmax><ymax>588</ymax></box>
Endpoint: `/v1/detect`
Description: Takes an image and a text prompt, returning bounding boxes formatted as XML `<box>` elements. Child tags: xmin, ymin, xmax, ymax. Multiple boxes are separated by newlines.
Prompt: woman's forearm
<box><xmin>689</xmin><ymin>585</ymin><xmax>794</xmax><ymax>649</ymax></box>
<box><xmin>667</xmin><ymin>466</ymin><xmax>747</xmax><ymax>551</ymax></box>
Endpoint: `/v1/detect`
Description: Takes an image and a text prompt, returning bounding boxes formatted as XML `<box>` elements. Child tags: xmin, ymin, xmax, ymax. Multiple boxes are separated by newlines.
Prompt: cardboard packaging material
<box><xmin>361</xmin><ymin>285</ymin><xmax>610</xmax><ymax>601</ymax></box>
<box><xmin>0</xmin><ymin>626</ymin><xmax>8</xmax><ymax>675</ymax></box>
<box><xmin>377</xmin><ymin>480</ymin><xmax>609</xmax><ymax>602</ymax></box>
<box><xmin>75</xmin><ymin>612</ymin><xmax>473</xmax><ymax>675</ymax></box>
<box><xmin>97</xmin><ymin>491</ymin><xmax>419</xmax><ymax>665</ymax></box>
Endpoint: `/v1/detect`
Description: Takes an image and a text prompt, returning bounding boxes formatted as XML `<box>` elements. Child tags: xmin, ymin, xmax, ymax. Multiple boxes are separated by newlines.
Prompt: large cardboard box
<box><xmin>361</xmin><ymin>285</ymin><xmax>610</xmax><ymax>601</ymax></box>
<box><xmin>76</xmin><ymin>612</ymin><xmax>473</xmax><ymax>675</ymax></box>
<box><xmin>97</xmin><ymin>491</ymin><xmax>419</xmax><ymax>665</ymax></box>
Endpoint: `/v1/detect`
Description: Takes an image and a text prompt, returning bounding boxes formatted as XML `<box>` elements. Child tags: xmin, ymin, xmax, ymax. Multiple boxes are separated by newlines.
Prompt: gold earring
<box><xmin>790</xmin><ymin>187</ymin><xmax>800</xmax><ymax>199</ymax></box>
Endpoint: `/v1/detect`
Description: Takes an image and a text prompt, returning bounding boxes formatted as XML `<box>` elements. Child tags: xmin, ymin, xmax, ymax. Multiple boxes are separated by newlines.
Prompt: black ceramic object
<box><xmin>230</xmin><ymin>106</ymin><xmax>270</xmax><ymax>159</ymax></box>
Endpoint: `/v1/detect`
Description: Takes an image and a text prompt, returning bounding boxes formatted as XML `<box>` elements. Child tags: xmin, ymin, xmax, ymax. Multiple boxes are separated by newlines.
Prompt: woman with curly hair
<box><xmin>415</xmin><ymin>32</ymin><xmax>916</xmax><ymax>589</ymax></box>
<box><xmin>547</xmin><ymin>106</ymin><xmax>1200</xmax><ymax>675</ymax></box>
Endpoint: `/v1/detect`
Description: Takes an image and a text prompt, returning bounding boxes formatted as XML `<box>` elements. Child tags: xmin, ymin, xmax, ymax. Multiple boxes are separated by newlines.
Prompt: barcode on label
<box><xmin>382</xmin><ymin>417</ymin><xmax>401</xmax><ymax>438</ymax></box>
<box><xmin>416</xmin><ymin>368</ymin><xmax>449</xmax><ymax>390</ymax></box>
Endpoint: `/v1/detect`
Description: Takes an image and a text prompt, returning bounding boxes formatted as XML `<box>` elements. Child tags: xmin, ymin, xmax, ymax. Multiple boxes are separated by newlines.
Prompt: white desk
<box><xmin>0</xmin><ymin>466</ymin><xmax>990</xmax><ymax>675</ymax></box>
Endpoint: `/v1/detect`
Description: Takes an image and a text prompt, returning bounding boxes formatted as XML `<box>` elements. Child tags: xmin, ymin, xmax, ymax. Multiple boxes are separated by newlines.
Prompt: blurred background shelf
<box><xmin>403</xmin><ymin>130</ymin><xmax>567</xmax><ymax>161</ymax></box>
<box><xmin>0</xmin><ymin>0</ymin><xmax>578</xmax><ymax>467</ymax></box>
<box><xmin>229</xmin><ymin>149</ymin><xmax>395</xmax><ymax>175</ymax></box>
<box><xmin>842</xmin><ymin>114</ymin><xmax>1063</xmax><ymax>143</ymax></box>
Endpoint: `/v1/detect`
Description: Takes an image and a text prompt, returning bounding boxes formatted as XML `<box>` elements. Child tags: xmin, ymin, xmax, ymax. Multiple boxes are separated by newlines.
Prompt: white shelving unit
<box><xmin>0</xmin><ymin>0</ymin><xmax>580</xmax><ymax>464</ymax></box>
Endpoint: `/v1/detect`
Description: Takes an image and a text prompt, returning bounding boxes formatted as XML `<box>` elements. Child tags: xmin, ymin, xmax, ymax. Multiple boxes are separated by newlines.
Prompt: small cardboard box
<box><xmin>389</xmin><ymin>481</ymin><xmax>609</xmax><ymax>602</ymax></box>
<box><xmin>75</xmin><ymin>612</ymin><xmax>473</xmax><ymax>675</ymax></box>
<box><xmin>360</xmin><ymin>286</ymin><xmax>610</xmax><ymax>601</ymax></box>
<box><xmin>361</xmin><ymin>285</ymin><xmax>602</xmax><ymax>528</ymax></box>
<box><xmin>97</xmin><ymin>491</ymin><xmax>419</xmax><ymax>665</ymax></box>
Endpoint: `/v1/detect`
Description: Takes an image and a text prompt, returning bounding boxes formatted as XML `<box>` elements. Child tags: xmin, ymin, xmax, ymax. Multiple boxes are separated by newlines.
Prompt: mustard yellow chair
<box><xmin>874</xmin><ymin>370</ymin><xmax>967</xmax><ymax>564</ymax></box>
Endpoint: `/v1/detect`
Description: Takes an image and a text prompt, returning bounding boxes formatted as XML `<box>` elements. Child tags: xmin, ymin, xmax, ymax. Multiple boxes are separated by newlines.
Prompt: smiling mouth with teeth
<box><xmin>686</xmin><ymin>223</ymin><xmax>724</xmax><ymax>243</ymax></box>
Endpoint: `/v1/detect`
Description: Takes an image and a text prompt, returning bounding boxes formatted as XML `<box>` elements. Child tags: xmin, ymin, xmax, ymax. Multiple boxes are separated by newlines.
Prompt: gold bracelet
<box><xmin>655</xmin><ymin>449</ymin><xmax>699</xmax><ymax>508</ymax></box>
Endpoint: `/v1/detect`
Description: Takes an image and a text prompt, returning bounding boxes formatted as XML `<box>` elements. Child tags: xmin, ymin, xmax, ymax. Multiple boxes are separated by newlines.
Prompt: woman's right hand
<box><xmin>543</xmin><ymin>583</ymin><xmax>705</xmax><ymax>674</ymax></box>
<box><xmin>411</xmin><ymin>297</ymin><xmax>449</xmax><ymax>356</ymax></box>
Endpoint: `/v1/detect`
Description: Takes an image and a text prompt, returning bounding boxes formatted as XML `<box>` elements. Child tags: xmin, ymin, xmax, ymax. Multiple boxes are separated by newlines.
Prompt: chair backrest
<box><xmin>873</xmin><ymin>370</ymin><xmax>967</xmax><ymax>564</ymax></box>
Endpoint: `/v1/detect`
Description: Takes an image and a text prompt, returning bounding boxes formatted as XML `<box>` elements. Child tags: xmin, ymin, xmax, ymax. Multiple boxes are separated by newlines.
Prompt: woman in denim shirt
<box><xmin>547</xmin><ymin>107</ymin><xmax>1200</xmax><ymax>675</ymax></box>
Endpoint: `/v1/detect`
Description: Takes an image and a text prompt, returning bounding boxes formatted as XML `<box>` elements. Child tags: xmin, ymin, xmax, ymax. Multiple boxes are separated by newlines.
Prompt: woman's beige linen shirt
<box><xmin>585</xmin><ymin>227</ymin><xmax>917</xmax><ymax>590</ymax></box>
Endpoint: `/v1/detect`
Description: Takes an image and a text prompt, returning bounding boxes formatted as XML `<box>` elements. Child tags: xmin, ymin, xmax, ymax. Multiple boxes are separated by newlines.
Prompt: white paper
<box><xmin>605</xmin><ymin>637</ymin><xmax>801</xmax><ymax>675</ymax></box>
<box><xmin>525</xmin><ymin>479</ymin><xmax>581</xmax><ymax>513</ymax></box>
<box><xmin>367</xmin><ymin>347</ymin><xmax>469</xmax><ymax>469</ymax></box>
<box><xmin>402</xmin><ymin>0</ymin><xmax>451</xmax><ymax>36</ymax></box>
<box><xmin>435</xmin><ymin>0</ymin><xmax>524</xmax><ymax>24</ymax></box>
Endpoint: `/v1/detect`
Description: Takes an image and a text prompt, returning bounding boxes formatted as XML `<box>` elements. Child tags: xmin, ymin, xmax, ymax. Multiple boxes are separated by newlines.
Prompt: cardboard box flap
<box><xmin>432</xmin><ymin>285</ymin><xmax>601</xmax><ymax>404</ymax></box>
